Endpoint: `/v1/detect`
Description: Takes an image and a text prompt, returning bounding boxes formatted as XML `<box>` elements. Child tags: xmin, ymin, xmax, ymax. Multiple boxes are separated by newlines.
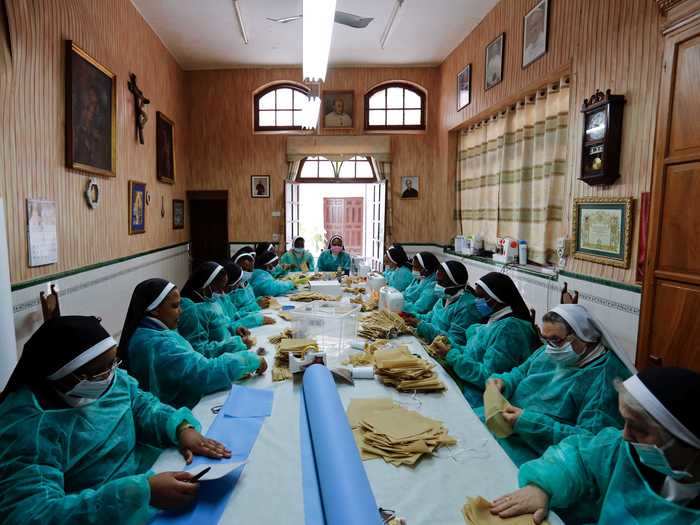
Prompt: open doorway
<box><xmin>285</xmin><ymin>156</ymin><xmax>385</xmax><ymax>269</ymax></box>
<box><xmin>187</xmin><ymin>190</ymin><xmax>229</xmax><ymax>268</ymax></box>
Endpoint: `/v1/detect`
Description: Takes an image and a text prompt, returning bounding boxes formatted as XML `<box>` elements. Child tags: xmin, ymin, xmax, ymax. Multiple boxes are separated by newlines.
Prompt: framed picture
<box><xmin>523</xmin><ymin>0</ymin><xmax>549</xmax><ymax>68</ymax></box>
<box><xmin>65</xmin><ymin>40</ymin><xmax>116</xmax><ymax>177</ymax></box>
<box><xmin>322</xmin><ymin>90</ymin><xmax>354</xmax><ymax>129</ymax></box>
<box><xmin>128</xmin><ymin>180</ymin><xmax>147</xmax><ymax>234</ymax></box>
<box><xmin>251</xmin><ymin>176</ymin><xmax>270</xmax><ymax>198</ymax></box>
<box><xmin>172</xmin><ymin>199</ymin><xmax>185</xmax><ymax>230</ymax></box>
<box><xmin>457</xmin><ymin>64</ymin><xmax>472</xmax><ymax>110</ymax></box>
<box><xmin>572</xmin><ymin>197</ymin><xmax>633</xmax><ymax>268</ymax></box>
<box><xmin>156</xmin><ymin>112</ymin><xmax>175</xmax><ymax>184</ymax></box>
<box><xmin>27</xmin><ymin>199</ymin><xmax>58</xmax><ymax>267</ymax></box>
<box><xmin>485</xmin><ymin>33</ymin><xmax>505</xmax><ymax>90</ymax></box>
<box><xmin>400</xmin><ymin>176</ymin><xmax>419</xmax><ymax>199</ymax></box>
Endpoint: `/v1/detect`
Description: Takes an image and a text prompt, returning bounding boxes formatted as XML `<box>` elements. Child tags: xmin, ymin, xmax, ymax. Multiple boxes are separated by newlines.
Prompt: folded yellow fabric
<box><xmin>462</xmin><ymin>496</ymin><xmax>549</xmax><ymax>525</ymax></box>
<box><xmin>483</xmin><ymin>382</ymin><xmax>514</xmax><ymax>438</ymax></box>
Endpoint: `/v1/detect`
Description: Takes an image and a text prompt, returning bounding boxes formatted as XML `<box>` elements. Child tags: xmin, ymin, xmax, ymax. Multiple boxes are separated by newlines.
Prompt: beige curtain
<box><xmin>457</xmin><ymin>77</ymin><xmax>569</xmax><ymax>264</ymax></box>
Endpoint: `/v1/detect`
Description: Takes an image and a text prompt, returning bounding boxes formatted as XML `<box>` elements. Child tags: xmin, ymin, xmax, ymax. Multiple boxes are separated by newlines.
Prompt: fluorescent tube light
<box><xmin>303</xmin><ymin>0</ymin><xmax>337</xmax><ymax>82</ymax></box>
<box><xmin>380</xmin><ymin>0</ymin><xmax>404</xmax><ymax>49</ymax></box>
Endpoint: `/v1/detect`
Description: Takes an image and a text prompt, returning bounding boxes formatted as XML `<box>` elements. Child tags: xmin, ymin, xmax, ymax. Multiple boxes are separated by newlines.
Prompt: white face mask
<box><xmin>412</xmin><ymin>270</ymin><xmax>423</xmax><ymax>280</ymax></box>
<box><xmin>545</xmin><ymin>342</ymin><xmax>580</xmax><ymax>367</ymax></box>
<box><xmin>632</xmin><ymin>440</ymin><xmax>693</xmax><ymax>481</ymax></box>
<box><xmin>294</xmin><ymin>247</ymin><xmax>304</xmax><ymax>254</ymax></box>
<box><xmin>57</xmin><ymin>372</ymin><xmax>114</xmax><ymax>407</ymax></box>
<box><xmin>241</xmin><ymin>270</ymin><xmax>253</xmax><ymax>282</ymax></box>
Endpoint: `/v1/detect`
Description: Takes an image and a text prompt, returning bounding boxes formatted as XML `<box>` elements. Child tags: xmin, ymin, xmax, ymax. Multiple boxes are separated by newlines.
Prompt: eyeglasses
<box><xmin>542</xmin><ymin>334</ymin><xmax>574</xmax><ymax>348</ymax></box>
<box><xmin>76</xmin><ymin>359</ymin><xmax>122</xmax><ymax>382</ymax></box>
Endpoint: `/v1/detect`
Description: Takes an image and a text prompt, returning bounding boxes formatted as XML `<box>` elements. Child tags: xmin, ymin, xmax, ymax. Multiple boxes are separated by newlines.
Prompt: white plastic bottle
<box><xmin>519</xmin><ymin>240</ymin><xmax>527</xmax><ymax>265</ymax></box>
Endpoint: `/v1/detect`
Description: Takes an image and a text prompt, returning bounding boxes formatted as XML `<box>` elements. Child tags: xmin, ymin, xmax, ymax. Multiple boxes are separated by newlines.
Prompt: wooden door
<box><xmin>187</xmin><ymin>191</ymin><xmax>229</xmax><ymax>268</ymax></box>
<box><xmin>323</xmin><ymin>197</ymin><xmax>364</xmax><ymax>255</ymax></box>
<box><xmin>637</xmin><ymin>9</ymin><xmax>700</xmax><ymax>372</ymax></box>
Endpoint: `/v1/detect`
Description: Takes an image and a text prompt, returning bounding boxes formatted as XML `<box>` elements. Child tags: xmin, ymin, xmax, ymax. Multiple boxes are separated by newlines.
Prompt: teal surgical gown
<box><xmin>280</xmin><ymin>249</ymin><xmax>315</xmax><ymax>272</ymax></box>
<box><xmin>445</xmin><ymin>315</ymin><xmax>536</xmax><ymax>407</ymax></box>
<box><xmin>229</xmin><ymin>285</ymin><xmax>262</xmax><ymax>314</ymax></box>
<box><xmin>519</xmin><ymin>428</ymin><xmax>700</xmax><ymax>524</ymax></box>
<box><xmin>385</xmin><ymin>266</ymin><xmax>413</xmax><ymax>292</ymax></box>
<box><xmin>128</xmin><ymin>323</ymin><xmax>261</xmax><ymax>409</ymax></box>
<box><xmin>215</xmin><ymin>293</ymin><xmax>264</xmax><ymax>330</ymax></box>
<box><xmin>271</xmin><ymin>265</ymin><xmax>288</xmax><ymax>279</ymax></box>
<box><xmin>250</xmin><ymin>269</ymin><xmax>296</xmax><ymax>297</ymax></box>
<box><xmin>402</xmin><ymin>274</ymin><xmax>440</xmax><ymax>315</ymax></box>
<box><xmin>482</xmin><ymin>347</ymin><xmax>630</xmax><ymax>466</ymax></box>
<box><xmin>177</xmin><ymin>297</ymin><xmax>248</xmax><ymax>357</ymax></box>
<box><xmin>316</xmin><ymin>250</ymin><xmax>352</xmax><ymax>272</ymax></box>
<box><xmin>0</xmin><ymin>369</ymin><xmax>200</xmax><ymax>525</ymax></box>
<box><xmin>415</xmin><ymin>290</ymin><xmax>482</xmax><ymax>346</ymax></box>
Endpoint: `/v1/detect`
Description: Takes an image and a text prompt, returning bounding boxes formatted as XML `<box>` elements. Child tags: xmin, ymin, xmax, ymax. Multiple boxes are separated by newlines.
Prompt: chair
<box><xmin>560</xmin><ymin>282</ymin><xmax>579</xmax><ymax>304</ymax></box>
<box><xmin>40</xmin><ymin>284</ymin><xmax>61</xmax><ymax>321</ymax></box>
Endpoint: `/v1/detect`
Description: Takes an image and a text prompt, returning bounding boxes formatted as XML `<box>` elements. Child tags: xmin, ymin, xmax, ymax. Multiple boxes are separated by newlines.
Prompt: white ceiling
<box><xmin>131</xmin><ymin>0</ymin><xmax>498</xmax><ymax>70</ymax></box>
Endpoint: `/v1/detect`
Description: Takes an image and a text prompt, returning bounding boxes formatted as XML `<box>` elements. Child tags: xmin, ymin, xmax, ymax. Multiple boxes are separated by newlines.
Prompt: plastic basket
<box><xmin>290</xmin><ymin>302</ymin><xmax>360</xmax><ymax>361</ymax></box>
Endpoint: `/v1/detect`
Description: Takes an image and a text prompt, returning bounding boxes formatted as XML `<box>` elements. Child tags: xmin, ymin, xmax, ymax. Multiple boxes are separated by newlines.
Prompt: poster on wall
<box><xmin>156</xmin><ymin>112</ymin><xmax>175</xmax><ymax>184</ymax></box>
<box><xmin>129</xmin><ymin>180</ymin><xmax>147</xmax><ymax>234</ymax></box>
<box><xmin>27</xmin><ymin>199</ymin><xmax>58</xmax><ymax>267</ymax></box>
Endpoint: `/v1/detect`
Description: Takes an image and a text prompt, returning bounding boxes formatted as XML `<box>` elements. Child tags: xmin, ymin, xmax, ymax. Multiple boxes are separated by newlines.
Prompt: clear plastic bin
<box><xmin>289</xmin><ymin>302</ymin><xmax>360</xmax><ymax>362</ymax></box>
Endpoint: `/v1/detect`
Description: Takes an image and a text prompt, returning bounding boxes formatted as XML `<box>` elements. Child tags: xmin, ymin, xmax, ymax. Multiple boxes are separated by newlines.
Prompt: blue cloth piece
<box><xmin>222</xmin><ymin>385</ymin><xmax>274</xmax><ymax>418</ymax></box>
<box><xmin>300</xmin><ymin>394</ymin><xmax>325</xmax><ymax>525</ymax></box>
<box><xmin>302</xmin><ymin>365</ymin><xmax>382</xmax><ymax>525</ymax></box>
<box><xmin>207</xmin><ymin>414</ymin><xmax>264</xmax><ymax>461</ymax></box>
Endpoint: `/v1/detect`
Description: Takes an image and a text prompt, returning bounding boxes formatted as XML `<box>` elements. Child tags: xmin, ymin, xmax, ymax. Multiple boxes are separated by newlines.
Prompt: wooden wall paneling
<box><xmin>0</xmin><ymin>0</ymin><xmax>191</xmax><ymax>285</ymax></box>
<box><xmin>438</xmin><ymin>0</ymin><xmax>664</xmax><ymax>284</ymax></box>
<box><xmin>185</xmin><ymin>66</ymin><xmax>447</xmax><ymax>245</ymax></box>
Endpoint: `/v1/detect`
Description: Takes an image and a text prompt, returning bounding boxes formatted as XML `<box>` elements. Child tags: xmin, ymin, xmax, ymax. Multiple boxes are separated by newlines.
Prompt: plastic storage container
<box><xmin>290</xmin><ymin>302</ymin><xmax>361</xmax><ymax>361</ymax></box>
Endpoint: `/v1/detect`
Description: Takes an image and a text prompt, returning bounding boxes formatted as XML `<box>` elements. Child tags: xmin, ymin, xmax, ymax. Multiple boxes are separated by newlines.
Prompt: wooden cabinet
<box><xmin>638</xmin><ymin>0</ymin><xmax>700</xmax><ymax>371</ymax></box>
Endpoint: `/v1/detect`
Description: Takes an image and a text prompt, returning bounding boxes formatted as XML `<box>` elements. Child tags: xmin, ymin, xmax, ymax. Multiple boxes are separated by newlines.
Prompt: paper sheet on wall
<box><xmin>0</xmin><ymin>199</ymin><xmax>17</xmax><ymax>390</ymax></box>
<box><xmin>26</xmin><ymin>199</ymin><xmax>57</xmax><ymax>267</ymax></box>
<box><xmin>483</xmin><ymin>383</ymin><xmax>514</xmax><ymax>438</ymax></box>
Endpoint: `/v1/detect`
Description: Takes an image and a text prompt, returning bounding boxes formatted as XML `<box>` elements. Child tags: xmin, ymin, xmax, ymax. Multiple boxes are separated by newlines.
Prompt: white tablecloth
<box><xmin>153</xmin><ymin>286</ymin><xmax>563</xmax><ymax>524</ymax></box>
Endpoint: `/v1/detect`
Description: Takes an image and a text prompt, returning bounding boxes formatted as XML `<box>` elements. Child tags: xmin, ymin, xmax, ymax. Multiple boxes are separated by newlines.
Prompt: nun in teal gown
<box><xmin>404</xmin><ymin>260</ymin><xmax>483</xmax><ymax>348</ymax></box>
<box><xmin>119</xmin><ymin>279</ymin><xmax>263</xmax><ymax>409</ymax></box>
<box><xmin>493</xmin><ymin>368</ymin><xmax>700</xmax><ymax>525</ymax></box>
<box><xmin>317</xmin><ymin>235</ymin><xmax>352</xmax><ymax>273</ymax></box>
<box><xmin>438</xmin><ymin>272</ymin><xmax>538</xmax><ymax>408</ymax></box>
<box><xmin>401</xmin><ymin>251</ymin><xmax>441</xmax><ymax>315</ymax></box>
<box><xmin>177</xmin><ymin>262</ymin><xmax>250</xmax><ymax>356</ymax></box>
<box><xmin>256</xmin><ymin>243</ymin><xmax>287</xmax><ymax>278</ymax></box>
<box><xmin>383</xmin><ymin>245</ymin><xmax>413</xmax><ymax>292</ymax></box>
<box><xmin>250</xmin><ymin>250</ymin><xmax>296</xmax><ymax>297</ymax></box>
<box><xmin>0</xmin><ymin>316</ymin><xmax>231</xmax><ymax>525</ymax></box>
<box><xmin>479</xmin><ymin>303</ymin><xmax>631</xmax><ymax>466</ymax></box>
<box><xmin>280</xmin><ymin>236</ymin><xmax>316</xmax><ymax>272</ymax></box>
<box><xmin>217</xmin><ymin>260</ymin><xmax>270</xmax><ymax>329</ymax></box>
<box><xmin>230</xmin><ymin>247</ymin><xmax>265</xmax><ymax>313</ymax></box>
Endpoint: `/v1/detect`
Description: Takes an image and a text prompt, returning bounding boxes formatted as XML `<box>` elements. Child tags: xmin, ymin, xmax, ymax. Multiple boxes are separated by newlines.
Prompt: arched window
<box><xmin>254</xmin><ymin>83</ymin><xmax>310</xmax><ymax>131</ymax></box>
<box><xmin>298</xmin><ymin>156</ymin><xmax>376</xmax><ymax>181</ymax></box>
<box><xmin>364</xmin><ymin>82</ymin><xmax>426</xmax><ymax>131</ymax></box>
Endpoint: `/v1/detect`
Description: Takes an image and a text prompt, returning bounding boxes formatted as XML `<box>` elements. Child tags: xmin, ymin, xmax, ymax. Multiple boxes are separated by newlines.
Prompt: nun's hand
<box><xmin>256</xmin><ymin>357</ymin><xmax>268</xmax><ymax>375</ymax></box>
<box><xmin>431</xmin><ymin>339</ymin><xmax>450</xmax><ymax>357</ymax></box>
<box><xmin>487</xmin><ymin>378</ymin><xmax>505</xmax><ymax>393</ymax></box>
<box><xmin>501</xmin><ymin>405</ymin><xmax>523</xmax><ymax>425</ymax></box>
<box><xmin>149</xmin><ymin>471</ymin><xmax>198</xmax><ymax>509</ymax></box>
<box><xmin>491</xmin><ymin>486</ymin><xmax>549</xmax><ymax>524</ymax></box>
<box><xmin>243</xmin><ymin>336</ymin><xmax>255</xmax><ymax>348</ymax></box>
<box><xmin>178</xmin><ymin>428</ymin><xmax>231</xmax><ymax>464</ymax></box>
<box><xmin>403</xmin><ymin>315</ymin><xmax>419</xmax><ymax>327</ymax></box>
<box><xmin>262</xmin><ymin>316</ymin><xmax>276</xmax><ymax>325</ymax></box>
<box><xmin>258</xmin><ymin>297</ymin><xmax>271</xmax><ymax>309</ymax></box>
<box><xmin>236</xmin><ymin>327</ymin><xmax>251</xmax><ymax>337</ymax></box>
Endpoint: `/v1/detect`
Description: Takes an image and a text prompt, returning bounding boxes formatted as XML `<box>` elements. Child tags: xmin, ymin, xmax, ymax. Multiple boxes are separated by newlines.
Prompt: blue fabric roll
<box><xmin>301</xmin><ymin>364</ymin><xmax>382</xmax><ymax>525</ymax></box>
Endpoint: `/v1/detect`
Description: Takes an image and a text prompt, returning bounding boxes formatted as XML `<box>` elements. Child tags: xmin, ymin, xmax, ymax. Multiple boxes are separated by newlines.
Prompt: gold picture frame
<box><xmin>65</xmin><ymin>41</ymin><xmax>117</xmax><ymax>177</ymax></box>
<box><xmin>572</xmin><ymin>197</ymin><xmax>633</xmax><ymax>268</ymax></box>
<box><xmin>128</xmin><ymin>180</ymin><xmax>147</xmax><ymax>235</ymax></box>
<box><xmin>156</xmin><ymin>112</ymin><xmax>176</xmax><ymax>184</ymax></box>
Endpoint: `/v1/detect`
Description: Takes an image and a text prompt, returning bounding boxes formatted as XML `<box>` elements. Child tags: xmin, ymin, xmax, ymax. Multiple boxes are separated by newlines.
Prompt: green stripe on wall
<box><xmin>11</xmin><ymin>242</ymin><xmax>190</xmax><ymax>292</ymax></box>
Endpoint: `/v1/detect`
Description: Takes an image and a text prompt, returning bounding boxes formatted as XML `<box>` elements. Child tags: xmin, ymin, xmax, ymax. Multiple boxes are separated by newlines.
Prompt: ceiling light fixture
<box><xmin>303</xmin><ymin>0</ymin><xmax>337</xmax><ymax>82</ymax></box>
<box><xmin>379</xmin><ymin>0</ymin><xmax>404</xmax><ymax>49</ymax></box>
<box><xmin>300</xmin><ymin>83</ymin><xmax>321</xmax><ymax>130</ymax></box>
<box><xmin>233</xmin><ymin>0</ymin><xmax>248</xmax><ymax>44</ymax></box>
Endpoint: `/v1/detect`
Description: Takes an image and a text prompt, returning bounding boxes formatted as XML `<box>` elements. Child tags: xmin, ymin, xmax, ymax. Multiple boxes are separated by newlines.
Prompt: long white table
<box><xmin>153</xmin><ymin>287</ymin><xmax>563</xmax><ymax>524</ymax></box>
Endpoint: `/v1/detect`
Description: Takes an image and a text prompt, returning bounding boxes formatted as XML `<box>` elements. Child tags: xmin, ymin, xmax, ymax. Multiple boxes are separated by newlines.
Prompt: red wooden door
<box><xmin>323</xmin><ymin>197</ymin><xmax>364</xmax><ymax>255</ymax></box>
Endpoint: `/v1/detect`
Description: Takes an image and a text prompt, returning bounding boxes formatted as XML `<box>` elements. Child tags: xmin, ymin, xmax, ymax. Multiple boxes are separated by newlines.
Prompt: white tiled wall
<box><xmin>11</xmin><ymin>244</ymin><xmax>190</xmax><ymax>356</ymax></box>
<box><xmin>404</xmin><ymin>245</ymin><xmax>641</xmax><ymax>369</ymax></box>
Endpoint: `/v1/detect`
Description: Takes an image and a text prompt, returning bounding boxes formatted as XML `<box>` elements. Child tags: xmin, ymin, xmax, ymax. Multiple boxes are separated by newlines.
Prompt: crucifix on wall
<box><xmin>127</xmin><ymin>72</ymin><xmax>150</xmax><ymax>144</ymax></box>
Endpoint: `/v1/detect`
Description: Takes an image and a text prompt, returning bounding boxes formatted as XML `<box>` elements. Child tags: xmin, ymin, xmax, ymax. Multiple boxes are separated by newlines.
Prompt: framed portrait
<box><xmin>172</xmin><ymin>199</ymin><xmax>185</xmax><ymax>230</ymax></box>
<box><xmin>485</xmin><ymin>33</ymin><xmax>505</xmax><ymax>90</ymax></box>
<box><xmin>156</xmin><ymin>112</ymin><xmax>175</xmax><ymax>184</ymax></box>
<box><xmin>251</xmin><ymin>176</ymin><xmax>270</xmax><ymax>198</ymax></box>
<box><xmin>400</xmin><ymin>176</ymin><xmax>419</xmax><ymax>199</ymax></box>
<box><xmin>128</xmin><ymin>180</ymin><xmax>146</xmax><ymax>235</ymax></box>
<box><xmin>572</xmin><ymin>197</ymin><xmax>633</xmax><ymax>268</ymax></box>
<box><xmin>457</xmin><ymin>64</ymin><xmax>472</xmax><ymax>111</ymax></box>
<box><xmin>65</xmin><ymin>40</ymin><xmax>116</xmax><ymax>177</ymax></box>
<box><xmin>322</xmin><ymin>90</ymin><xmax>354</xmax><ymax>129</ymax></box>
<box><xmin>523</xmin><ymin>0</ymin><xmax>549</xmax><ymax>68</ymax></box>
<box><xmin>27</xmin><ymin>199</ymin><xmax>58</xmax><ymax>267</ymax></box>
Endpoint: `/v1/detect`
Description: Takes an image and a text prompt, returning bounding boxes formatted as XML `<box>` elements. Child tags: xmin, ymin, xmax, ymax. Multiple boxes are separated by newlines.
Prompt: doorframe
<box><xmin>187</xmin><ymin>190</ymin><xmax>229</xmax><ymax>262</ymax></box>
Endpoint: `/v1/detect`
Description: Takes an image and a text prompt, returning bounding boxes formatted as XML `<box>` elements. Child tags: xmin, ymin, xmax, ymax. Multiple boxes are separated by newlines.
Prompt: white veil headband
<box><xmin>550</xmin><ymin>304</ymin><xmax>636</xmax><ymax>372</ymax></box>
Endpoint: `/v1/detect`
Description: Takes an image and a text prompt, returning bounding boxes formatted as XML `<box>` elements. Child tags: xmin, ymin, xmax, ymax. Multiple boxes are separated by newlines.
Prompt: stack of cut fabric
<box><xmin>341</xmin><ymin>275</ymin><xmax>367</xmax><ymax>287</ymax></box>
<box><xmin>268</xmin><ymin>331</ymin><xmax>316</xmax><ymax>382</ymax></box>
<box><xmin>350</xmin><ymin>294</ymin><xmax>378</xmax><ymax>312</ymax></box>
<box><xmin>373</xmin><ymin>346</ymin><xmax>446</xmax><ymax>392</ymax></box>
<box><xmin>289</xmin><ymin>291</ymin><xmax>341</xmax><ymax>302</ymax></box>
<box><xmin>347</xmin><ymin>398</ymin><xmax>456</xmax><ymax>466</ymax></box>
<box><xmin>358</xmin><ymin>310</ymin><xmax>412</xmax><ymax>339</ymax></box>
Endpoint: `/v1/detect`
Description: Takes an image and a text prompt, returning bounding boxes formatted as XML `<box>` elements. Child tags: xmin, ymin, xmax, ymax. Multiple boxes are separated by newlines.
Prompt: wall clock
<box><xmin>580</xmin><ymin>89</ymin><xmax>625</xmax><ymax>186</ymax></box>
